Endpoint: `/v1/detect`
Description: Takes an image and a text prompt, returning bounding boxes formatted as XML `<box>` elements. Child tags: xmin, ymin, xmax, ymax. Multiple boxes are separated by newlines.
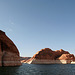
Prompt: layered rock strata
<box><xmin>26</xmin><ymin>48</ymin><xmax>75</xmax><ymax>64</ymax></box>
<box><xmin>0</xmin><ymin>30</ymin><xmax>21</xmax><ymax>66</ymax></box>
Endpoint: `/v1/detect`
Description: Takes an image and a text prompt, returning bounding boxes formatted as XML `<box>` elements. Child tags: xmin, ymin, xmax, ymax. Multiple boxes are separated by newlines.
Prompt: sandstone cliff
<box><xmin>26</xmin><ymin>48</ymin><xmax>75</xmax><ymax>64</ymax></box>
<box><xmin>0</xmin><ymin>30</ymin><xmax>21</xmax><ymax>66</ymax></box>
<box><xmin>57</xmin><ymin>54</ymin><xmax>74</xmax><ymax>60</ymax></box>
<box><xmin>32</xmin><ymin>48</ymin><xmax>70</xmax><ymax>60</ymax></box>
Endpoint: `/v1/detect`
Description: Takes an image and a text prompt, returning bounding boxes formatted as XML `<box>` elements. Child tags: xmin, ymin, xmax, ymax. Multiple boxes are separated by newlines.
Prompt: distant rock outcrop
<box><xmin>32</xmin><ymin>48</ymin><xmax>70</xmax><ymax>60</ymax></box>
<box><xmin>0</xmin><ymin>30</ymin><xmax>21</xmax><ymax>66</ymax></box>
<box><xmin>26</xmin><ymin>48</ymin><xmax>75</xmax><ymax>64</ymax></box>
<box><xmin>20</xmin><ymin>57</ymin><xmax>31</xmax><ymax>63</ymax></box>
<box><xmin>33</xmin><ymin>48</ymin><xmax>55</xmax><ymax>60</ymax></box>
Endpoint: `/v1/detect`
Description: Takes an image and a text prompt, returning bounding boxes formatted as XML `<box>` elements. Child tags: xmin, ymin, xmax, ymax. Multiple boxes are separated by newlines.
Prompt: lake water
<box><xmin>0</xmin><ymin>63</ymin><xmax>75</xmax><ymax>75</ymax></box>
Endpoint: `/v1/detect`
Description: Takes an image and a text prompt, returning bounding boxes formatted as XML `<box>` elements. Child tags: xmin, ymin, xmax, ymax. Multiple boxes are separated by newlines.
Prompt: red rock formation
<box><xmin>54</xmin><ymin>49</ymin><xmax>69</xmax><ymax>59</ymax></box>
<box><xmin>57</xmin><ymin>54</ymin><xmax>74</xmax><ymax>60</ymax></box>
<box><xmin>72</xmin><ymin>57</ymin><xmax>75</xmax><ymax>61</ymax></box>
<box><xmin>0</xmin><ymin>30</ymin><xmax>21</xmax><ymax>66</ymax></box>
<box><xmin>26</xmin><ymin>48</ymin><xmax>75</xmax><ymax>64</ymax></box>
<box><xmin>33</xmin><ymin>48</ymin><xmax>55</xmax><ymax>60</ymax></box>
<box><xmin>32</xmin><ymin>48</ymin><xmax>70</xmax><ymax>60</ymax></box>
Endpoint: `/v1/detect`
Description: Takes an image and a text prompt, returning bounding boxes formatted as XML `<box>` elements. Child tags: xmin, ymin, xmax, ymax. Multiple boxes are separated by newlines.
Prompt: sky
<box><xmin>0</xmin><ymin>0</ymin><xmax>75</xmax><ymax>57</ymax></box>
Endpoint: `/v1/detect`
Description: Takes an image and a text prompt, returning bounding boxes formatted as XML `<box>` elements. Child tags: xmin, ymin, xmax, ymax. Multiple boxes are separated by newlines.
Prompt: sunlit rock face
<box><xmin>0</xmin><ymin>30</ymin><xmax>21</xmax><ymax>66</ymax></box>
<box><xmin>54</xmin><ymin>49</ymin><xmax>70</xmax><ymax>59</ymax></box>
<box><xmin>32</xmin><ymin>48</ymin><xmax>70</xmax><ymax>60</ymax></box>
<box><xmin>57</xmin><ymin>54</ymin><xmax>74</xmax><ymax>60</ymax></box>
<box><xmin>26</xmin><ymin>48</ymin><xmax>75</xmax><ymax>64</ymax></box>
<box><xmin>33</xmin><ymin>48</ymin><xmax>55</xmax><ymax>60</ymax></box>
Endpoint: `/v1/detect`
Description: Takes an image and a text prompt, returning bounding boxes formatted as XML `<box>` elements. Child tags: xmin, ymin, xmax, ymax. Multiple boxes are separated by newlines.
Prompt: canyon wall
<box><xmin>0</xmin><ymin>30</ymin><xmax>21</xmax><ymax>66</ymax></box>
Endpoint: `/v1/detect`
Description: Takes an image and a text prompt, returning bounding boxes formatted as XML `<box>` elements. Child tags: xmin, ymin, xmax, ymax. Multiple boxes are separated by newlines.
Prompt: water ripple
<box><xmin>0</xmin><ymin>64</ymin><xmax>75</xmax><ymax>75</ymax></box>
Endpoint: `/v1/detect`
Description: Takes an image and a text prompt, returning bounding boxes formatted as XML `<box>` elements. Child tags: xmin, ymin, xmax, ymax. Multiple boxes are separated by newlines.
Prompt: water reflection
<box><xmin>0</xmin><ymin>64</ymin><xmax>75</xmax><ymax>75</ymax></box>
<box><xmin>0</xmin><ymin>66</ymin><xmax>20</xmax><ymax>75</ymax></box>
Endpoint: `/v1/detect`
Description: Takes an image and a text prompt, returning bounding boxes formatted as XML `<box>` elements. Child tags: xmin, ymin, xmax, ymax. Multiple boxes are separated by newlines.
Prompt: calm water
<box><xmin>0</xmin><ymin>64</ymin><xmax>75</xmax><ymax>75</ymax></box>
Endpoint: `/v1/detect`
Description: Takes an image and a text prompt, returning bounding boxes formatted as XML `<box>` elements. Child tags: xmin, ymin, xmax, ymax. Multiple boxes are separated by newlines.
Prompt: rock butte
<box><xmin>0</xmin><ymin>30</ymin><xmax>21</xmax><ymax>66</ymax></box>
<box><xmin>26</xmin><ymin>48</ymin><xmax>75</xmax><ymax>64</ymax></box>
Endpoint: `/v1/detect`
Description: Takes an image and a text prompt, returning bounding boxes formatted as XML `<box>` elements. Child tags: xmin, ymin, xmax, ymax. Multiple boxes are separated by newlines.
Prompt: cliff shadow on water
<box><xmin>0</xmin><ymin>64</ymin><xmax>74</xmax><ymax>75</ymax></box>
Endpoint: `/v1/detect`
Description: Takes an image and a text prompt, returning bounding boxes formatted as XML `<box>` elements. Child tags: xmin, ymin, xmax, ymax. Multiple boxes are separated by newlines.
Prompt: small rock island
<box><xmin>26</xmin><ymin>48</ymin><xmax>75</xmax><ymax>64</ymax></box>
<box><xmin>0</xmin><ymin>30</ymin><xmax>21</xmax><ymax>66</ymax></box>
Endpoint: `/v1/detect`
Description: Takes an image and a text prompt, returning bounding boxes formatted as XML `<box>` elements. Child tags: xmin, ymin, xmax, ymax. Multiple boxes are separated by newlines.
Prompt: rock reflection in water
<box><xmin>0</xmin><ymin>64</ymin><xmax>75</xmax><ymax>75</ymax></box>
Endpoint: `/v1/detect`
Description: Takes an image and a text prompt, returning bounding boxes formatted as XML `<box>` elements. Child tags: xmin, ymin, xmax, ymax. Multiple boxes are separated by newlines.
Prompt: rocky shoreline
<box><xmin>25</xmin><ymin>48</ymin><xmax>75</xmax><ymax>64</ymax></box>
<box><xmin>26</xmin><ymin>59</ymin><xmax>72</xmax><ymax>64</ymax></box>
<box><xmin>0</xmin><ymin>30</ymin><xmax>75</xmax><ymax>66</ymax></box>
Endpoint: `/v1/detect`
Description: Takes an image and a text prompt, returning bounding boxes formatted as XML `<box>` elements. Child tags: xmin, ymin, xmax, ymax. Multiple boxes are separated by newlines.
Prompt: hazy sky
<box><xmin>0</xmin><ymin>0</ymin><xmax>75</xmax><ymax>57</ymax></box>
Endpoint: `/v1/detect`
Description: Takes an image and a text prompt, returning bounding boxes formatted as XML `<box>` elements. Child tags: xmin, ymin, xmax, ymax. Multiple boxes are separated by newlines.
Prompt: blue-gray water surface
<box><xmin>0</xmin><ymin>64</ymin><xmax>75</xmax><ymax>75</ymax></box>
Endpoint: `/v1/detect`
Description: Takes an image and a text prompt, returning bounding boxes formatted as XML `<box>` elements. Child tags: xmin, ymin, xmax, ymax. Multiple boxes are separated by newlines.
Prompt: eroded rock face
<box><xmin>0</xmin><ymin>30</ymin><xmax>21</xmax><ymax>66</ymax></box>
<box><xmin>26</xmin><ymin>48</ymin><xmax>75</xmax><ymax>64</ymax></box>
<box><xmin>33</xmin><ymin>48</ymin><xmax>55</xmax><ymax>60</ymax></box>
<box><xmin>57</xmin><ymin>54</ymin><xmax>74</xmax><ymax>60</ymax></box>
<box><xmin>32</xmin><ymin>48</ymin><xmax>70</xmax><ymax>60</ymax></box>
<box><xmin>54</xmin><ymin>49</ymin><xmax>70</xmax><ymax>59</ymax></box>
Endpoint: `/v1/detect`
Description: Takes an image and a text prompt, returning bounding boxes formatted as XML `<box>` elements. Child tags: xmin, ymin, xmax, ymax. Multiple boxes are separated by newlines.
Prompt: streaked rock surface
<box><xmin>26</xmin><ymin>48</ymin><xmax>75</xmax><ymax>64</ymax></box>
<box><xmin>0</xmin><ymin>30</ymin><xmax>21</xmax><ymax>66</ymax></box>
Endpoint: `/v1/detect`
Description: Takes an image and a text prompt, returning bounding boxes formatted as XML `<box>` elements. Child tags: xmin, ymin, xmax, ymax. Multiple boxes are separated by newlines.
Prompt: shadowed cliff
<box><xmin>0</xmin><ymin>30</ymin><xmax>21</xmax><ymax>66</ymax></box>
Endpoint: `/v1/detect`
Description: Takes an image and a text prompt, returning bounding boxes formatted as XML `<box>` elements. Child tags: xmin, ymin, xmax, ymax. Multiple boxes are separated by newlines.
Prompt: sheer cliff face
<box><xmin>0</xmin><ymin>30</ymin><xmax>21</xmax><ymax>66</ymax></box>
